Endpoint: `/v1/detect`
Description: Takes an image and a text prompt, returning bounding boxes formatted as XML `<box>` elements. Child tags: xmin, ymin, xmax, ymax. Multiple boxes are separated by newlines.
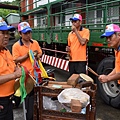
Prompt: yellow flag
<box><xmin>38</xmin><ymin>60</ymin><xmax>56</xmax><ymax>80</ymax></box>
<box><xmin>14</xmin><ymin>88</ymin><xmax>21</xmax><ymax>97</ymax></box>
<box><xmin>38</xmin><ymin>60</ymin><xmax>49</xmax><ymax>78</ymax></box>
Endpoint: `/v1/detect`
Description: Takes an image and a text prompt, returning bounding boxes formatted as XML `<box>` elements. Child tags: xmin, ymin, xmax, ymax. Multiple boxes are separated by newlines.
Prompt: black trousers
<box><xmin>25</xmin><ymin>89</ymin><xmax>34</xmax><ymax>120</ymax></box>
<box><xmin>69</xmin><ymin>61</ymin><xmax>87</xmax><ymax>76</ymax></box>
<box><xmin>0</xmin><ymin>96</ymin><xmax>13</xmax><ymax>120</ymax></box>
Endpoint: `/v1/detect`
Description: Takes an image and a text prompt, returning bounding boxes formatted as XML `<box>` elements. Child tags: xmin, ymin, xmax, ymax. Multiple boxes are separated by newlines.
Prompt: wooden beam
<box><xmin>0</xmin><ymin>3</ymin><xmax>19</xmax><ymax>10</ymax></box>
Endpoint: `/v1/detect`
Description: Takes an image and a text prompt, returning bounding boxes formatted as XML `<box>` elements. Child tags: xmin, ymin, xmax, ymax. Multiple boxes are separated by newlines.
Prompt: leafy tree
<box><xmin>1</xmin><ymin>0</ymin><xmax>19</xmax><ymax>6</ymax></box>
<box><xmin>0</xmin><ymin>9</ymin><xmax>18</xmax><ymax>19</ymax></box>
<box><xmin>11</xmin><ymin>0</ymin><xmax>20</xmax><ymax>6</ymax></box>
<box><xmin>0</xmin><ymin>0</ymin><xmax>19</xmax><ymax>18</ymax></box>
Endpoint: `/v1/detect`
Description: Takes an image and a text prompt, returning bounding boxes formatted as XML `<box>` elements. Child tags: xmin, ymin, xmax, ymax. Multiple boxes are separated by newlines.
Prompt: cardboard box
<box><xmin>67</xmin><ymin>74</ymin><xmax>80</xmax><ymax>87</ymax></box>
<box><xmin>71</xmin><ymin>99</ymin><xmax>82</xmax><ymax>113</ymax></box>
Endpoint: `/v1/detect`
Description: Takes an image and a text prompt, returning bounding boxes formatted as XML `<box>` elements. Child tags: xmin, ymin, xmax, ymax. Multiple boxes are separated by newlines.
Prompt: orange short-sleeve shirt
<box><xmin>115</xmin><ymin>50</ymin><xmax>120</xmax><ymax>84</ymax></box>
<box><xmin>115</xmin><ymin>50</ymin><xmax>120</xmax><ymax>72</ymax></box>
<box><xmin>0</xmin><ymin>49</ymin><xmax>16</xmax><ymax>97</ymax></box>
<box><xmin>68</xmin><ymin>28</ymin><xmax>90</xmax><ymax>61</ymax></box>
<box><xmin>12</xmin><ymin>39</ymin><xmax>42</xmax><ymax>77</ymax></box>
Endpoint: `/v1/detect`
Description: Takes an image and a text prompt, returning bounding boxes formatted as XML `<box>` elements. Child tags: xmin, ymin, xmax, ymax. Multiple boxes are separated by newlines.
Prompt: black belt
<box><xmin>0</xmin><ymin>95</ymin><xmax>13</xmax><ymax>101</ymax></box>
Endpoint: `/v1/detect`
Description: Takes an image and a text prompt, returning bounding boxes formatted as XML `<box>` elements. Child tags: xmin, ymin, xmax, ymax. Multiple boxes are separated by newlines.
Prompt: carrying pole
<box><xmin>23</xmin><ymin>101</ymin><xmax>27</xmax><ymax>120</ymax></box>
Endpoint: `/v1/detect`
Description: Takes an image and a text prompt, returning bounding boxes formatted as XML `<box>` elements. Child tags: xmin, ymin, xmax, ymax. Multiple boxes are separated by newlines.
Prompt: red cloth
<box><xmin>34</xmin><ymin>60</ymin><xmax>42</xmax><ymax>84</ymax></box>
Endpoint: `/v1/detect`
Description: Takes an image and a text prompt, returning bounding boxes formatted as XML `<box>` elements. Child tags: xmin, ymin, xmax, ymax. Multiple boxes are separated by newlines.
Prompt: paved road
<box><xmin>13</xmin><ymin>66</ymin><xmax>120</xmax><ymax>120</ymax></box>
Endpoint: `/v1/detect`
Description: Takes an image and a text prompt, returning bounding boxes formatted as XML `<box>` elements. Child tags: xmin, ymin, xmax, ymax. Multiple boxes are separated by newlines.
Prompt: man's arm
<box><xmin>72</xmin><ymin>25</ymin><xmax>89</xmax><ymax>45</ymax></box>
<box><xmin>12</xmin><ymin>44</ymin><xmax>29</xmax><ymax>64</ymax></box>
<box><xmin>14</xmin><ymin>53</ymin><xmax>29</xmax><ymax>64</ymax></box>
<box><xmin>34</xmin><ymin>41</ymin><xmax>43</xmax><ymax>60</ymax></box>
<box><xmin>0</xmin><ymin>67</ymin><xmax>22</xmax><ymax>84</ymax></box>
<box><xmin>108</xmin><ymin>68</ymin><xmax>116</xmax><ymax>77</ymax></box>
<box><xmin>75</xmin><ymin>30</ymin><xmax>88</xmax><ymax>45</ymax></box>
<box><xmin>98</xmin><ymin>69</ymin><xmax>120</xmax><ymax>83</ymax></box>
<box><xmin>98</xmin><ymin>72</ymin><xmax>120</xmax><ymax>83</ymax></box>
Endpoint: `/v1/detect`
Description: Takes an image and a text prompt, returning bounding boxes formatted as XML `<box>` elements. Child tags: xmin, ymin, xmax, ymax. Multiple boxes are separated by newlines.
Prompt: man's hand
<box><xmin>33</xmin><ymin>50</ymin><xmax>42</xmax><ymax>60</ymax></box>
<box><xmin>14</xmin><ymin>67</ymin><xmax>22</xmax><ymax>79</ymax></box>
<box><xmin>33</xmin><ymin>50</ymin><xmax>38</xmax><ymax>57</ymax></box>
<box><xmin>66</xmin><ymin>46</ymin><xmax>70</xmax><ymax>52</ymax></box>
<box><xmin>98</xmin><ymin>75</ymin><xmax>109</xmax><ymax>83</ymax></box>
<box><xmin>71</xmin><ymin>25</ymin><xmax>77</xmax><ymax>32</ymax></box>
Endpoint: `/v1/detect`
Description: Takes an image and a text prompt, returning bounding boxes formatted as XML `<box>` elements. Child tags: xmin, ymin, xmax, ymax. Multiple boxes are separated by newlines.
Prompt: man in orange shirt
<box><xmin>0</xmin><ymin>17</ymin><xmax>22</xmax><ymax>120</ymax></box>
<box><xmin>66</xmin><ymin>14</ymin><xmax>90</xmax><ymax>76</ymax></box>
<box><xmin>99</xmin><ymin>24</ymin><xmax>120</xmax><ymax>83</ymax></box>
<box><xmin>12</xmin><ymin>22</ymin><xmax>42</xmax><ymax>120</ymax></box>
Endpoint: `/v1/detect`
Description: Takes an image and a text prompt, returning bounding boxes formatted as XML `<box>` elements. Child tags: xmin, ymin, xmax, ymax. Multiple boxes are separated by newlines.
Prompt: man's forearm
<box><xmin>0</xmin><ymin>73</ymin><xmax>16</xmax><ymax>84</ymax></box>
<box><xmin>75</xmin><ymin>30</ymin><xmax>87</xmax><ymax>45</ymax></box>
<box><xmin>14</xmin><ymin>53</ymin><xmax>29</xmax><ymax>64</ymax></box>
<box><xmin>107</xmin><ymin>72</ymin><xmax>120</xmax><ymax>82</ymax></box>
<box><xmin>108</xmin><ymin>68</ymin><xmax>116</xmax><ymax>77</ymax></box>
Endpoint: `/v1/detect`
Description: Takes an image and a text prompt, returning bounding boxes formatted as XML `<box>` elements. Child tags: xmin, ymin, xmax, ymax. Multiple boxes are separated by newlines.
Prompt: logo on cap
<box><xmin>100</xmin><ymin>24</ymin><xmax>120</xmax><ymax>38</ymax></box>
<box><xmin>0</xmin><ymin>17</ymin><xmax>7</xmax><ymax>26</ymax></box>
<box><xmin>18</xmin><ymin>22</ymin><xmax>32</xmax><ymax>33</ymax></box>
<box><xmin>0</xmin><ymin>17</ymin><xmax>15</xmax><ymax>31</ymax></box>
<box><xmin>69</xmin><ymin>14</ymin><xmax>82</xmax><ymax>21</ymax></box>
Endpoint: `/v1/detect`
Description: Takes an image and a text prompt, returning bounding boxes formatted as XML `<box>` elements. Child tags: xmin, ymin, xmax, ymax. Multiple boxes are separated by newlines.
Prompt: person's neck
<box><xmin>0</xmin><ymin>47</ymin><xmax>4</xmax><ymax>52</ymax></box>
<box><xmin>22</xmin><ymin>39</ymin><xmax>30</xmax><ymax>46</ymax></box>
<box><xmin>76</xmin><ymin>26</ymin><xmax>81</xmax><ymax>31</ymax></box>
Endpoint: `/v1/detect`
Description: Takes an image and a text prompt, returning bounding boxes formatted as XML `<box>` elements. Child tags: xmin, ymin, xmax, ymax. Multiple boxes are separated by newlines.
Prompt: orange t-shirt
<box><xmin>115</xmin><ymin>50</ymin><xmax>120</xmax><ymax>84</ymax></box>
<box><xmin>0</xmin><ymin>49</ymin><xmax>16</xmax><ymax>97</ymax></box>
<box><xmin>68</xmin><ymin>28</ymin><xmax>90</xmax><ymax>61</ymax></box>
<box><xmin>12</xmin><ymin>39</ymin><xmax>42</xmax><ymax>77</ymax></box>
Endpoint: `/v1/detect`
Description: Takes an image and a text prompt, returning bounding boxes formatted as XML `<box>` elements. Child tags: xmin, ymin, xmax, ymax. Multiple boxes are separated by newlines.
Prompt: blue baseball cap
<box><xmin>100</xmin><ymin>24</ymin><xmax>120</xmax><ymax>38</ymax></box>
<box><xmin>69</xmin><ymin>14</ymin><xmax>82</xmax><ymax>21</ymax></box>
<box><xmin>0</xmin><ymin>17</ymin><xmax>15</xmax><ymax>31</ymax></box>
<box><xmin>18</xmin><ymin>22</ymin><xmax>32</xmax><ymax>33</ymax></box>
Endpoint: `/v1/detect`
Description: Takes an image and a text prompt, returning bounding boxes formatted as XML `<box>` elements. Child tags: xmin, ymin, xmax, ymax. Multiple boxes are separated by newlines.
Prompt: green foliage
<box><xmin>0</xmin><ymin>0</ymin><xmax>19</xmax><ymax>18</ymax></box>
<box><xmin>11</xmin><ymin>0</ymin><xmax>20</xmax><ymax>6</ymax></box>
<box><xmin>0</xmin><ymin>9</ymin><xmax>18</xmax><ymax>19</ymax></box>
<box><xmin>1</xmin><ymin>0</ymin><xmax>19</xmax><ymax>6</ymax></box>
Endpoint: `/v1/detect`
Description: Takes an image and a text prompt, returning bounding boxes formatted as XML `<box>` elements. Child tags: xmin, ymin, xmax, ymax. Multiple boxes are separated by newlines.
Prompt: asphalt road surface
<box><xmin>13</xmin><ymin>66</ymin><xmax>120</xmax><ymax>120</ymax></box>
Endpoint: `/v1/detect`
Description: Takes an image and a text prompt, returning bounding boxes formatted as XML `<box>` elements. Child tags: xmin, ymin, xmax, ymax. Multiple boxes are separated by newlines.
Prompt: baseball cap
<box><xmin>18</xmin><ymin>22</ymin><xmax>32</xmax><ymax>33</ymax></box>
<box><xmin>100</xmin><ymin>24</ymin><xmax>120</xmax><ymax>38</ymax></box>
<box><xmin>0</xmin><ymin>17</ymin><xmax>15</xmax><ymax>31</ymax></box>
<box><xmin>69</xmin><ymin>14</ymin><xmax>82</xmax><ymax>21</ymax></box>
